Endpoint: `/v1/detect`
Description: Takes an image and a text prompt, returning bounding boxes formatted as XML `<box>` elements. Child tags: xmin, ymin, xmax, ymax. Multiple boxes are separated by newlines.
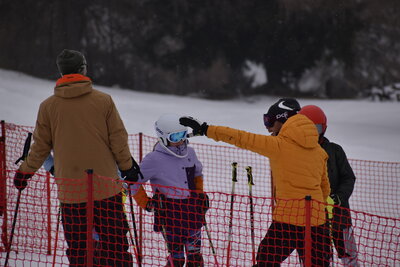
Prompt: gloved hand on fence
<box><xmin>120</xmin><ymin>157</ymin><xmax>143</xmax><ymax>183</ymax></box>
<box><xmin>330</xmin><ymin>194</ymin><xmax>341</xmax><ymax>206</ymax></box>
<box><xmin>145</xmin><ymin>198</ymin><xmax>157</xmax><ymax>212</ymax></box>
<box><xmin>179</xmin><ymin>116</ymin><xmax>209</xmax><ymax>136</ymax></box>
<box><xmin>14</xmin><ymin>171</ymin><xmax>33</xmax><ymax>191</ymax></box>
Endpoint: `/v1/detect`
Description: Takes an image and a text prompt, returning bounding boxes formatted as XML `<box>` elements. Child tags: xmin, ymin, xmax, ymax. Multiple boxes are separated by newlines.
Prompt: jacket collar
<box><xmin>155</xmin><ymin>142</ymin><xmax>188</xmax><ymax>157</ymax></box>
<box><xmin>56</xmin><ymin>74</ymin><xmax>91</xmax><ymax>86</ymax></box>
<box><xmin>54</xmin><ymin>74</ymin><xmax>92</xmax><ymax>98</ymax></box>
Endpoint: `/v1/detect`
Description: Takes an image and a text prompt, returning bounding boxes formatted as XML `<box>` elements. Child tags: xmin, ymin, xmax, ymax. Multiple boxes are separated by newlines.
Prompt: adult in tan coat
<box><xmin>14</xmin><ymin>49</ymin><xmax>140</xmax><ymax>266</ymax></box>
<box><xmin>180</xmin><ymin>98</ymin><xmax>331</xmax><ymax>266</ymax></box>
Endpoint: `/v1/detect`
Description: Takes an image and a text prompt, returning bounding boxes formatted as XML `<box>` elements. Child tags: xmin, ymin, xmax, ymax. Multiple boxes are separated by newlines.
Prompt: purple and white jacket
<box><xmin>134</xmin><ymin>141</ymin><xmax>205</xmax><ymax>232</ymax></box>
<box><xmin>136</xmin><ymin>142</ymin><xmax>203</xmax><ymax>199</ymax></box>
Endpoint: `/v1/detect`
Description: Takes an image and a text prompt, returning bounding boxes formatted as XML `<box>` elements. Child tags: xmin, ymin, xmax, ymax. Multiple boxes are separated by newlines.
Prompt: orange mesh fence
<box><xmin>0</xmin><ymin>122</ymin><xmax>399</xmax><ymax>266</ymax></box>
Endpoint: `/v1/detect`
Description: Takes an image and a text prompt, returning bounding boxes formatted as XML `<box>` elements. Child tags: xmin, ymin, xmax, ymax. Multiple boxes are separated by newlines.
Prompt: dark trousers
<box><xmin>61</xmin><ymin>193</ymin><xmax>133</xmax><ymax>267</ymax></box>
<box><xmin>162</xmin><ymin>228</ymin><xmax>204</xmax><ymax>267</ymax></box>
<box><xmin>254</xmin><ymin>221</ymin><xmax>331</xmax><ymax>267</ymax></box>
<box><xmin>331</xmin><ymin>225</ymin><xmax>359</xmax><ymax>266</ymax></box>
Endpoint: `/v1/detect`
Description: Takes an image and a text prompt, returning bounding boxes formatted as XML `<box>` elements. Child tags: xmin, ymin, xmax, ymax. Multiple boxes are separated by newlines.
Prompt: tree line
<box><xmin>0</xmin><ymin>0</ymin><xmax>398</xmax><ymax>99</ymax></box>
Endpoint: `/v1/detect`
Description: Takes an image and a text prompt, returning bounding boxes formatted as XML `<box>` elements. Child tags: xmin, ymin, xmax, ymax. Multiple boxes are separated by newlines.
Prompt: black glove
<box><xmin>49</xmin><ymin>166</ymin><xmax>55</xmax><ymax>176</ymax></box>
<box><xmin>145</xmin><ymin>198</ymin><xmax>156</xmax><ymax>212</ymax></box>
<box><xmin>330</xmin><ymin>194</ymin><xmax>341</xmax><ymax>206</ymax></box>
<box><xmin>199</xmin><ymin>193</ymin><xmax>210</xmax><ymax>213</ymax></box>
<box><xmin>14</xmin><ymin>171</ymin><xmax>33</xmax><ymax>191</ymax></box>
<box><xmin>179</xmin><ymin>116</ymin><xmax>208</xmax><ymax>136</ymax></box>
<box><xmin>120</xmin><ymin>157</ymin><xmax>143</xmax><ymax>183</ymax></box>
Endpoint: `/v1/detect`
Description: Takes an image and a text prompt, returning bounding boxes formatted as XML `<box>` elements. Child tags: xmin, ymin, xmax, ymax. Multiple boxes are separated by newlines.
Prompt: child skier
<box><xmin>130</xmin><ymin>113</ymin><xmax>208</xmax><ymax>267</ymax></box>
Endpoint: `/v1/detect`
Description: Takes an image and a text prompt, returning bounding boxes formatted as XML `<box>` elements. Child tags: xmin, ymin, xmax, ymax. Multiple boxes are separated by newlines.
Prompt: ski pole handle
<box><xmin>15</xmin><ymin>132</ymin><xmax>32</xmax><ymax>165</ymax></box>
<box><xmin>227</xmin><ymin>162</ymin><xmax>238</xmax><ymax>267</ymax></box>
<box><xmin>245</xmin><ymin>166</ymin><xmax>254</xmax><ymax>186</ymax></box>
<box><xmin>231</xmin><ymin>162</ymin><xmax>238</xmax><ymax>182</ymax></box>
<box><xmin>246</xmin><ymin>165</ymin><xmax>256</xmax><ymax>265</ymax></box>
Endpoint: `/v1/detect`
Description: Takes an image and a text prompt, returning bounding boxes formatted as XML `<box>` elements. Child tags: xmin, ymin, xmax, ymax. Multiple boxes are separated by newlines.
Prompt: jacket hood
<box><xmin>54</xmin><ymin>74</ymin><xmax>92</xmax><ymax>98</ymax></box>
<box><xmin>279</xmin><ymin>114</ymin><xmax>319</xmax><ymax>149</ymax></box>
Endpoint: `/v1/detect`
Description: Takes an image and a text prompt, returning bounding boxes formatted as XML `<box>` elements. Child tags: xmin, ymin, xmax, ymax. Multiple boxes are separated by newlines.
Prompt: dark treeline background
<box><xmin>0</xmin><ymin>0</ymin><xmax>399</xmax><ymax>99</ymax></box>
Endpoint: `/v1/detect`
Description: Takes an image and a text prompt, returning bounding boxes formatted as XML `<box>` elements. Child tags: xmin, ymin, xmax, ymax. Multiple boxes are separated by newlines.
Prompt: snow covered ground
<box><xmin>1</xmin><ymin>68</ymin><xmax>399</xmax><ymax>162</ymax></box>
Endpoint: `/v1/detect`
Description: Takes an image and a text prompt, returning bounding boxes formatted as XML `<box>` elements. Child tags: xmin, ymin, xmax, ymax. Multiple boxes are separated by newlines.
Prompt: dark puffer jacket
<box><xmin>320</xmin><ymin>137</ymin><xmax>356</xmax><ymax>228</ymax></box>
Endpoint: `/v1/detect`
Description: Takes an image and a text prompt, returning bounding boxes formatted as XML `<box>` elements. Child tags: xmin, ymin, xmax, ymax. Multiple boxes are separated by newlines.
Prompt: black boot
<box><xmin>186</xmin><ymin>252</ymin><xmax>204</xmax><ymax>267</ymax></box>
<box><xmin>164</xmin><ymin>256</ymin><xmax>185</xmax><ymax>267</ymax></box>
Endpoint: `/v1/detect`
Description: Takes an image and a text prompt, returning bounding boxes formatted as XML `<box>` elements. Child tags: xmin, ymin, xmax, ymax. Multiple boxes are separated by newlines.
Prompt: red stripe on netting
<box><xmin>46</xmin><ymin>171</ymin><xmax>51</xmax><ymax>255</ymax></box>
<box><xmin>139</xmin><ymin>132</ymin><xmax>143</xmax><ymax>263</ymax></box>
<box><xmin>0</xmin><ymin>120</ymin><xmax>9</xmax><ymax>251</ymax></box>
<box><xmin>86</xmin><ymin>169</ymin><xmax>94</xmax><ymax>267</ymax></box>
<box><xmin>304</xmin><ymin>195</ymin><xmax>312</xmax><ymax>267</ymax></box>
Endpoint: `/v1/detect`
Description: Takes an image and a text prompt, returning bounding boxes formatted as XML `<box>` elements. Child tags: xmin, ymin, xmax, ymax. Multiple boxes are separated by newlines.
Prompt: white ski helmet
<box><xmin>154</xmin><ymin>113</ymin><xmax>188</xmax><ymax>146</ymax></box>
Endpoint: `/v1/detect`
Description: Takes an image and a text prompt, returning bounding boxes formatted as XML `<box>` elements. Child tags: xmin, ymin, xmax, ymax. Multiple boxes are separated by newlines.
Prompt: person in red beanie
<box><xmin>299</xmin><ymin>105</ymin><xmax>359</xmax><ymax>267</ymax></box>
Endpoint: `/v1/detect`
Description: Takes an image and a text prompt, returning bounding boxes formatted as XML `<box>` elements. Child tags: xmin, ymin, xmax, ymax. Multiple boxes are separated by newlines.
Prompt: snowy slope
<box><xmin>1</xmin><ymin>69</ymin><xmax>399</xmax><ymax>162</ymax></box>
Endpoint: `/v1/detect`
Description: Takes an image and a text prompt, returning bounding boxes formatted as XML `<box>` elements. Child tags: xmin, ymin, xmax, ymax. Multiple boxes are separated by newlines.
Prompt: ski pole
<box><xmin>329</xmin><ymin>221</ymin><xmax>335</xmax><ymax>267</ymax></box>
<box><xmin>14</xmin><ymin>132</ymin><xmax>32</xmax><ymax>165</ymax></box>
<box><xmin>5</xmin><ymin>132</ymin><xmax>32</xmax><ymax>266</ymax></box>
<box><xmin>52</xmin><ymin>206</ymin><xmax>61</xmax><ymax>267</ymax></box>
<box><xmin>326</xmin><ymin>196</ymin><xmax>335</xmax><ymax>267</ymax></box>
<box><xmin>226</xmin><ymin>162</ymin><xmax>237</xmax><ymax>267</ymax></box>
<box><xmin>246</xmin><ymin>166</ymin><xmax>256</xmax><ymax>266</ymax></box>
<box><xmin>204</xmin><ymin>221</ymin><xmax>219</xmax><ymax>267</ymax></box>
<box><xmin>4</xmin><ymin>191</ymin><xmax>21</xmax><ymax>267</ymax></box>
<box><xmin>128</xmin><ymin>189</ymin><xmax>142</xmax><ymax>267</ymax></box>
<box><xmin>121</xmin><ymin>188</ymin><xmax>140</xmax><ymax>266</ymax></box>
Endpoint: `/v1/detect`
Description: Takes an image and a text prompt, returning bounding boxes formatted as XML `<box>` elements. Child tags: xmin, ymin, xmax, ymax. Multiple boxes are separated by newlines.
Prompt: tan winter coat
<box><xmin>207</xmin><ymin>114</ymin><xmax>330</xmax><ymax>226</ymax></box>
<box><xmin>19</xmin><ymin>74</ymin><xmax>132</xmax><ymax>203</ymax></box>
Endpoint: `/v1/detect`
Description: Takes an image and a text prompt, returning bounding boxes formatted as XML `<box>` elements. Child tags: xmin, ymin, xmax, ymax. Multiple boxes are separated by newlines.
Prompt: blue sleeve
<box><xmin>43</xmin><ymin>153</ymin><xmax>54</xmax><ymax>172</ymax></box>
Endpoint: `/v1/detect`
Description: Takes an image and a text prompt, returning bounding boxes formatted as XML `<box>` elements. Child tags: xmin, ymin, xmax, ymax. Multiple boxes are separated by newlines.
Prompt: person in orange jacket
<box><xmin>180</xmin><ymin>98</ymin><xmax>331</xmax><ymax>266</ymax></box>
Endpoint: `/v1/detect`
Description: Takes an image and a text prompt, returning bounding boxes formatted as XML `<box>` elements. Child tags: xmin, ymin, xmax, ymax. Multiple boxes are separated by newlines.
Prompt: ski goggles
<box><xmin>263</xmin><ymin>113</ymin><xmax>276</xmax><ymax>128</ymax></box>
<box><xmin>167</xmin><ymin>130</ymin><xmax>188</xmax><ymax>143</ymax></box>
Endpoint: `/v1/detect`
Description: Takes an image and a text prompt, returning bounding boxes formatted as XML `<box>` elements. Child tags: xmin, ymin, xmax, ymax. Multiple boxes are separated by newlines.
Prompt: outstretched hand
<box><xmin>179</xmin><ymin>116</ymin><xmax>209</xmax><ymax>136</ymax></box>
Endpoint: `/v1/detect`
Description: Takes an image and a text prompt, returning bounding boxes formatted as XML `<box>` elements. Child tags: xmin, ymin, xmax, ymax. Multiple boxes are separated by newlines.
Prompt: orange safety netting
<box><xmin>1</xmin><ymin>122</ymin><xmax>399</xmax><ymax>266</ymax></box>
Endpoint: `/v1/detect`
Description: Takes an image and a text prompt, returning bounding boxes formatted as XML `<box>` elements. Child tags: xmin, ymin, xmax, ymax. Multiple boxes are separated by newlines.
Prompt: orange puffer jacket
<box><xmin>19</xmin><ymin>74</ymin><xmax>132</xmax><ymax>203</ymax></box>
<box><xmin>207</xmin><ymin>114</ymin><xmax>330</xmax><ymax>226</ymax></box>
